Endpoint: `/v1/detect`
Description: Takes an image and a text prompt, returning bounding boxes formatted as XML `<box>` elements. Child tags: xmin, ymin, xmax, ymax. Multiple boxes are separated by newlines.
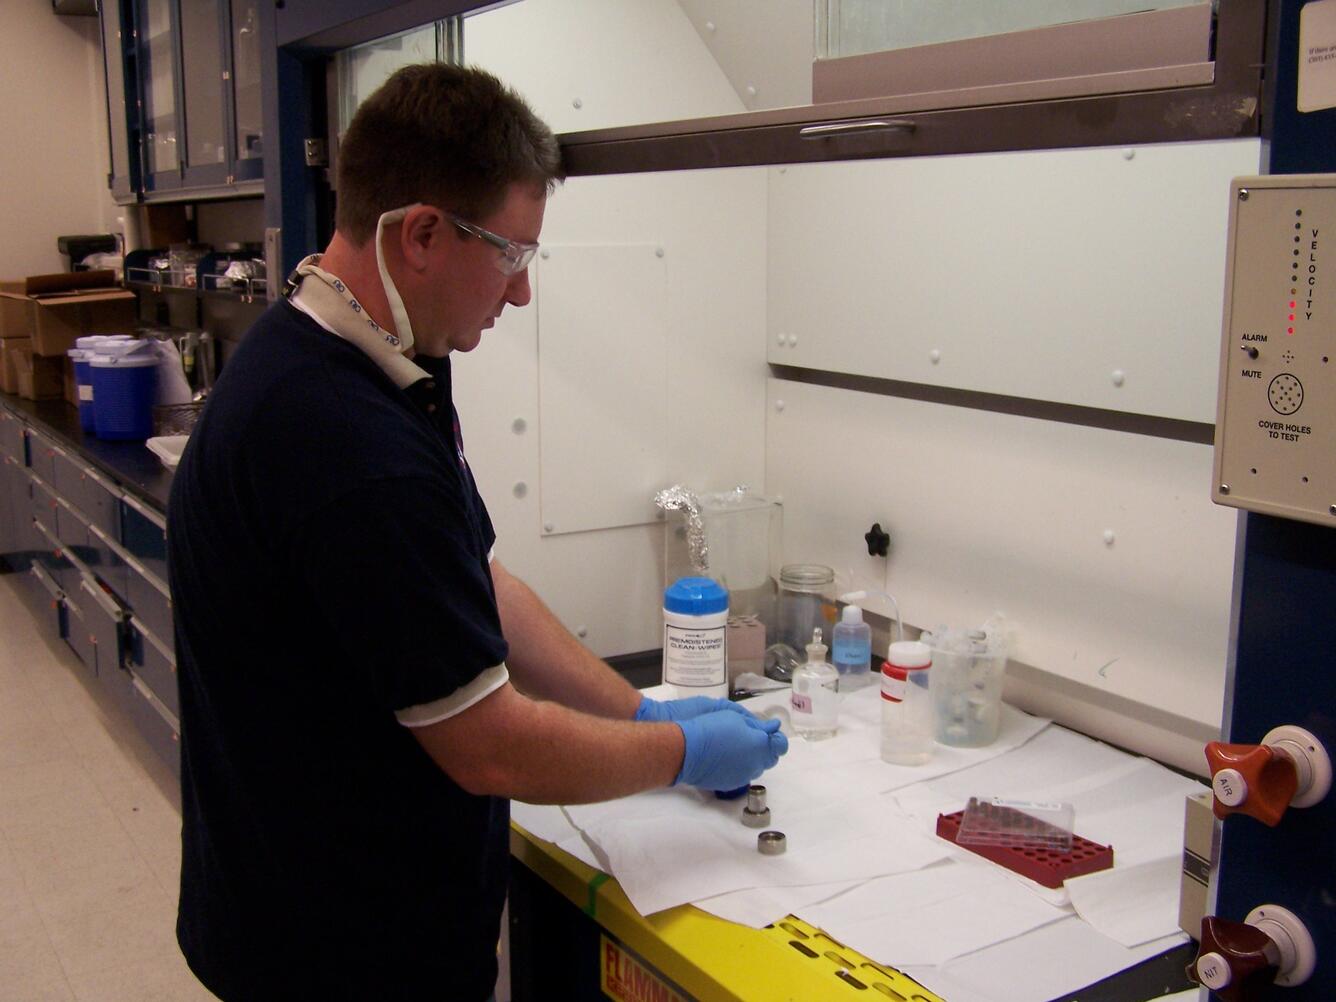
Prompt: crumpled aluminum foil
<box><xmin>654</xmin><ymin>484</ymin><xmax>708</xmax><ymax>573</ymax></box>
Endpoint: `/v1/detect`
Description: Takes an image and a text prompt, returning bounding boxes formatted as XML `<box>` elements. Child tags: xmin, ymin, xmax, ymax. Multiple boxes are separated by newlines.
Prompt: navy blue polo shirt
<box><xmin>168</xmin><ymin>299</ymin><xmax>510</xmax><ymax>1001</ymax></box>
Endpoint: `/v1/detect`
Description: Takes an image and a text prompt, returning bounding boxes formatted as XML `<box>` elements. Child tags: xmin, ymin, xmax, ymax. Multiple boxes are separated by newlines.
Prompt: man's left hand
<box><xmin>635</xmin><ymin>694</ymin><xmax>755</xmax><ymax>724</ymax></box>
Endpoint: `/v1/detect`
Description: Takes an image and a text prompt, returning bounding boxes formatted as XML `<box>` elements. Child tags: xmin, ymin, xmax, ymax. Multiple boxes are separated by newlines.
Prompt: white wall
<box><xmin>449</xmin><ymin>1</ymin><xmax>1252</xmax><ymax>771</ymax></box>
<box><xmin>0</xmin><ymin>0</ymin><xmax>119</xmax><ymax>277</ymax></box>
<box><xmin>455</xmin><ymin>0</ymin><xmax>769</xmax><ymax>658</ymax></box>
<box><xmin>765</xmin><ymin>141</ymin><xmax>1262</xmax><ymax>770</ymax></box>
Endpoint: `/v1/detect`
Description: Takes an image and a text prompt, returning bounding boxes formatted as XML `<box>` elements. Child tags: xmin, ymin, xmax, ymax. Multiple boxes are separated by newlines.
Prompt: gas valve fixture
<box><xmin>1188</xmin><ymin>905</ymin><xmax>1316</xmax><ymax>1000</ymax></box>
<box><xmin>1205</xmin><ymin>725</ymin><xmax>1331</xmax><ymax>826</ymax></box>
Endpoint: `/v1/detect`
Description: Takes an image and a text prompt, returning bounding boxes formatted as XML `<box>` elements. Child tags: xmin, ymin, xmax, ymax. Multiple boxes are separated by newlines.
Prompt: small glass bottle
<box><xmin>831</xmin><ymin>603</ymin><xmax>872</xmax><ymax>689</ymax></box>
<box><xmin>790</xmin><ymin>628</ymin><xmax>840</xmax><ymax>740</ymax></box>
<box><xmin>880</xmin><ymin>640</ymin><xmax>933</xmax><ymax>765</ymax></box>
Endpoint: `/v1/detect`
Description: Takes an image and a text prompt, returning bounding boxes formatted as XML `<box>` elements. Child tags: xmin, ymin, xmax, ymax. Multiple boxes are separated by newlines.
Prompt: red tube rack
<box><xmin>935</xmin><ymin>809</ymin><xmax>1114</xmax><ymax>888</ymax></box>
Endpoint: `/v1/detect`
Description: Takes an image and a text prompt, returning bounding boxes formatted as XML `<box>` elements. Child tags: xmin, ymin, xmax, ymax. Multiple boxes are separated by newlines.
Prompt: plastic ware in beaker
<box><xmin>924</xmin><ymin>625</ymin><xmax>1007</xmax><ymax>747</ymax></box>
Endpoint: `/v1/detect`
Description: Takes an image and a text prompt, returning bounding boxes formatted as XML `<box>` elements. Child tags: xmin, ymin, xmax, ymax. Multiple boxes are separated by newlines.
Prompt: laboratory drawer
<box><xmin>77</xmin><ymin>573</ymin><xmax>125</xmax><ymax>678</ymax></box>
<box><xmin>50</xmin><ymin>449</ymin><xmax>121</xmax><ymax>541</ymax></box>
<box><xmin>84</xmin><ymin>520</ymin><xmax>129</xmax><ymax>598</ymax></box>
<box><xmin>29</xmin><ymin>475</ymin><xmax>61</xmax><ymax>533</ymax></box>
<box><xmin>120</xmin><ymin>493</ymin><xmax>167</xmax><ymax>585</ymax></box>
<box><xmin>62</xmin><ymin>589</ymin><xmax>97</xmax><ymax>678</ymax></box>
<box><xmin>31</xmin><ymin>516</ymin><xmax>78</xmax><ymax>598</ymax></box>
<box><xmin>24</xmin><ymin>564</ymin><xmax>67</xmax><ymax>656</ymax></box>
<box><xmin>28</xmin><ymin>560</ymin><xmax>64</xmax><ymax>604</ymax></box>
<box><xmin>0</xmin><ymin>409</ymin><xmax>24</xmax><ymax>462</ymax></box>
<box><xmin>125</xmin><ymin>562</ymin><xmax>172</xmax><ymax>645</ymax></box>
<box><xmin>26</xmin><ymin>428</ymin><xmax>58</xmax><ymax>484</ymax></box>
<box><xmin>123</xmin><ymin>671</ymin><xmax>181</xmax><ymax>780</ymax></box>
<box><xmin>53</xmin><ymin>497</ymin><xmax>125</xmax><ymax>592</ymax></box>
<box><xmin>126</xmin><ymin>616</ymin><xmax>177</xmax><ymax>716</ymax></box>
<box><xmin>0</xmin><ymin>453</ymin><xmax>19</xmax><ymax>560</ymax></box>
<box><xmin>3</xmin><ymin>459</ymin><xmax>40</xmax><ymax>571</ymax></box>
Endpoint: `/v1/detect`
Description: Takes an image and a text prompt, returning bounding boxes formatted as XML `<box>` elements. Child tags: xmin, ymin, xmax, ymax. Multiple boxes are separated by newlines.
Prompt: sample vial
<box><xmin>663</xmin><ymin>577</ymin><xmax>729</xmax><ymax>699</ymax></box>
<box><xmin>831</xmin><ymin>603</ymin><xmax>872</xmax><ymax>689</ymax></box>
<box><xmin>790</xmin><ymin>628</ymin><xmax>840</xmax><ymax>740</ymax></box>
<box><xmin>881</xmin><ymin>640</ymin><xmax>933</xmax><ymax>765</ymax></box>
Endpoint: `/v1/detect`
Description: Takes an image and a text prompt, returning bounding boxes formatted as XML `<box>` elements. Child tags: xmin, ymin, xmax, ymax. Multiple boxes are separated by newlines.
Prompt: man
<box><xmin>167</xmin><ymin>63</ymin><xmax>786</xmax><ymax>1001</ymax></box>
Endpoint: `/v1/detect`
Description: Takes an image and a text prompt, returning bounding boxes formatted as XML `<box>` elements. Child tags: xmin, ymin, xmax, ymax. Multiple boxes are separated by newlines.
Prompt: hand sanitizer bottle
<box><xmin>790</xmin><ymin>628</ymin><xmax>839</xmax><ymax>740</ymax></box>
<box><xmin>832</xmin><ymin>603</ymin><xmax>873</xmax><ymax>689</ymax></box>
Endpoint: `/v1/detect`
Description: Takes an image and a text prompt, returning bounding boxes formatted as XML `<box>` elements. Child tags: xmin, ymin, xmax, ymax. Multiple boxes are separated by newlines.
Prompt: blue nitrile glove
<box><xmin>674</xmin><ymin>711</ymin><xmax>789</xmax><ymax>791</ymax></box>
<box><xmin>635</xmin><ymin>694</ymin><xmax>754</xmax><ymax>724</ymax></box>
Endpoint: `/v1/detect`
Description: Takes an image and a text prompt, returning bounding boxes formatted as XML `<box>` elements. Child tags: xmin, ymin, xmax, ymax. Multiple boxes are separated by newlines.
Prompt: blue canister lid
<box><xmin>91</xmin><ymin>353</ymin><xmax>158</xmax><ymax>368</ymax></box>
<box><xmin>664</xmin><ymin>576</ymin><xmax>729</xmax><ymax>615</ymax></box>
<box><xmin>91</xmin><ymin>340</ymin><xmax>156</xmax><ymax>367</ymax></box>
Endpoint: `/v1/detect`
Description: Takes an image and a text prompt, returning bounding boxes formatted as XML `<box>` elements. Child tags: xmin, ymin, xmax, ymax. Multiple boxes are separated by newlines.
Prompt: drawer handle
<box><xmin>798</xmin><ymin>118</ymin><xmax>916</xmax><ymax>139</ymax></box>
<box><xmin>130</xmin><ymin>671</ymin><xmax>180</xmax><ymax>731</ymax></box>
<box><xmin>121</xmin><ymin>492</ymin><xmax>167</xmax><ymax>531</ymax></box>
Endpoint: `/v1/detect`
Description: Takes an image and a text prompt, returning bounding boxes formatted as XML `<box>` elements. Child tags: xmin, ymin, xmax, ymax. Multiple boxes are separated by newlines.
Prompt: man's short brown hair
<box><xmin>335</xmin><ymin>63</ymin><xmax>564</xmax><ymax>245</ymax></box>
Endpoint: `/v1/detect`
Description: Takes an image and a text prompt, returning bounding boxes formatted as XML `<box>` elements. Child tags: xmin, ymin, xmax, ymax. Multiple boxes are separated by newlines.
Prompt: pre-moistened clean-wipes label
<box><xmin>663</xmin><ymin>624</ymin><xmax>726</xmax><ymax>688</ymax></box>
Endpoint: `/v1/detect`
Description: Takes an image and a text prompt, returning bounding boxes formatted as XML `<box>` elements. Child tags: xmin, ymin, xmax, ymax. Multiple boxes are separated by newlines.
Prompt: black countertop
<box><xmin>1</xmin><ymin>393</ymin><xmax>173</xmax><ymax>512</ymax></box>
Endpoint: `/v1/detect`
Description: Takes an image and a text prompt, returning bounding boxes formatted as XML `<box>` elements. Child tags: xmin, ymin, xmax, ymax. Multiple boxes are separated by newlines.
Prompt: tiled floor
<box><xmin>0</xmin><ymin>570</ymin><xmax>216</xmax><ymax>1001</ymax></box>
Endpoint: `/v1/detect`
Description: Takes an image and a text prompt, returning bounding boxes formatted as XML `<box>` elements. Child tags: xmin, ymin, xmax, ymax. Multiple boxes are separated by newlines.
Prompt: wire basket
<box><xmin>153</xmin><ymin>402</ymin><xmax>204</xmax><ymax>436</ymax></box>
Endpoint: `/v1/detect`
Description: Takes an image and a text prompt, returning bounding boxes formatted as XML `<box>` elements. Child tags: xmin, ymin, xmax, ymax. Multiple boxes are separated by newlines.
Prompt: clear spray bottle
<box><xmin>832</xmin><ymin>604</ymin><xmax>873</xmax><ymax>690</ymax></box>
<box><xmin>790</xmin><ymin>628</ymin><xmax>840</xmax><ymax>740</ymax></box>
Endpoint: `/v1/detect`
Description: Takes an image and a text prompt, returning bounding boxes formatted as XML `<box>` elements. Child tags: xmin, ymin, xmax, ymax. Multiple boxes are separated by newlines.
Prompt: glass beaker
<box><xmin>925</xmin><ymin>627</ymin><xmax>1008</xmax><ymax>747</ymax></box>
<box><xmin>773</xmin><ymin>564</ymin><xmax>836</xmax><ymax>674</ymax></box>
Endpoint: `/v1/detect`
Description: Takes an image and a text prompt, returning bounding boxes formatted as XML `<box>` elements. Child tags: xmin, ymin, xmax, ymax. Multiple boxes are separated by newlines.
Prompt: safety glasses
<box><xmin>449</xmin><ymin>214</ymin><xmax>540</xmax><ymax>276</ymax></box>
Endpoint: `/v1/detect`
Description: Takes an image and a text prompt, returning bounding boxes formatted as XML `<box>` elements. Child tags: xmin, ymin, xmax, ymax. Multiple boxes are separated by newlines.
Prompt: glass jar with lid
<box><xmin>769</xmin><ymin>564</ymin><xmax>836</xmax><ymax>678</ymax></box>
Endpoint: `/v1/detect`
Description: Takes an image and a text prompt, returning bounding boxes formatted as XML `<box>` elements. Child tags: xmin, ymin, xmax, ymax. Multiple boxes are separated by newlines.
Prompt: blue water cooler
<box><xmin>90</xmin><ymin>340</ymin><xmax>158</xmax><ymax>441</ymax></box>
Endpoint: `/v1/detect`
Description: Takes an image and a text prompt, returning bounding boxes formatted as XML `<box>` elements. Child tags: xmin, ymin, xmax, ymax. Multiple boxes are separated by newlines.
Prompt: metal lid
<box><xmin>779</xmin><ymin>563</ymin><xmax>834</xmax><ymax>591</ymax></box>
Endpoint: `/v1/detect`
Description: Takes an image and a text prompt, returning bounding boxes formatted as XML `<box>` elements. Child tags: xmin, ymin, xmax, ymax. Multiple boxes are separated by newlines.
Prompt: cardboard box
<box><xmin>0</xmin><ymin>280</ymin><xmax>137</xmax><ymax>356</ymax></box>
<box><xmin>0</xmin><ymin>270</ymin><xmax>117</xmax><ymax>297</ymax></box>
<box><xmin>1178</xmin><ymin>790</ymin><xmax>1217</xmax><ymax>940</ymax></box>
<box><xmin>0</xmin><ymin>338</ymin><xmax>23</xmax><ymax>394</ymax></box>
<box><xmin>12</xmin><ymin>343</ymin><xmax>64</xmax><ymax>400</ymax></box>
<box><xmin>142</xmin><ymin>204</ymin><xmax>190</xmax><ymax>248</ymax></box>
<box><xmin>0</xmin><ymin>271</ymin><xmax>133</xmax><ymax>353</ymax></box>
<box><xmin>0</xmin><ymin>293</ymin><xmax>30</xmax><ymax>340</ymax></box>
<box><xmin>62</xmin><ymin>354</ymin><xmax>78</xmax><ymax>407</ymax></box>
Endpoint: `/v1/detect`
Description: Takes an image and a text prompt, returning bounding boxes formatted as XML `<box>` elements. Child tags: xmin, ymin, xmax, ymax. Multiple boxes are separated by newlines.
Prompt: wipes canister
<box><xmin>663</xmin><ymin>577</ymin><xmax>729</xmax><ymax>700</ymax></box>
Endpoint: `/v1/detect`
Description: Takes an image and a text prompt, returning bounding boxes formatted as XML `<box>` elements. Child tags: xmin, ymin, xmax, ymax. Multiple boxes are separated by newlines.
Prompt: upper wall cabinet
<box><xmin>102</xmin><ymin>0</ymin><xmax>263</xmax><ymax>203</ymax></box>
<box><xmin>99</xmin><ymin>0</ymin><xmax>139</xmax><ymax>202</ymax></box>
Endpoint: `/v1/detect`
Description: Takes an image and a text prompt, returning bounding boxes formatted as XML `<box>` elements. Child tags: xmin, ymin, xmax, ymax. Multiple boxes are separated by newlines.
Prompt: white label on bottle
<box><xmin>881</xmin><ymin>673</ymin><xmax>906</xmax><ymax>702</ymax></box>
<box><xmin>664</xmin><ymin>624</ymin><xmax>727</xmax><ymax>688</ymax></box>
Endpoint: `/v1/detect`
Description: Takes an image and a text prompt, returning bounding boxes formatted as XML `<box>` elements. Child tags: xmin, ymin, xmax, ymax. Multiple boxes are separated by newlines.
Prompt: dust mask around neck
<box><xmin>374</xmin><ymin>204</ymin><xmax>421</xmax><ymax>354</ymax></box>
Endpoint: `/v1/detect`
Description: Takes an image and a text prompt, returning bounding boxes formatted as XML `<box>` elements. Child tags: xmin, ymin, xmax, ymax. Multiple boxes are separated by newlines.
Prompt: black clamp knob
<box><xmin>864</xmin><ymin>523</ymin><xmax>891</xmax><ymax>558</ymax></box>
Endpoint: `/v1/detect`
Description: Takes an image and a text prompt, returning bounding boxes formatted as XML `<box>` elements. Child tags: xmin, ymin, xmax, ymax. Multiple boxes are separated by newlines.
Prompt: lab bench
<box><xmin>2</xmin><ymin>394</ymin><xmax>1200</xmax><ymax>1001</ymax></box>
<box><xmin>0</xmin><ymin>392</ymin><xmax>180</xmax><ymax>778</ymax></box>
<box><xmin>508</xmin><ymin>819</ymin><xmax>1197</xmax><ymax>1002</ymax></box>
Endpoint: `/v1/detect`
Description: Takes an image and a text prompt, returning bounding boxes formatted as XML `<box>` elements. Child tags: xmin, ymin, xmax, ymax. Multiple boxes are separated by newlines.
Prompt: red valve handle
<box><xmin>1186</xmin><ymin>916</ymin><xmax>1281</xmax><ymax>1001</ymax></box>
<box><xmin>1205</xmin><ymin>742</ymin><xmax>1299</xmax><ymax>826</ymax></box>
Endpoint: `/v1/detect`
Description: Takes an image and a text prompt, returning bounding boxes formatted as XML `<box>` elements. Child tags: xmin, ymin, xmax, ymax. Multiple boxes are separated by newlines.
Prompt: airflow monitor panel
<box><xmin>1213</xmin><ymin>176</ymin><xmax>1336</xmax><ymax>527</ymax></box>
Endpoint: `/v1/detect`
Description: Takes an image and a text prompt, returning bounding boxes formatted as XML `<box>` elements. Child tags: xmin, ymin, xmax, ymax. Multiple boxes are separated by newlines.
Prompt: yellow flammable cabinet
<box><xmin>508</xmin><ymin>824</ymin><xmax>944</xmax><ymax>1002</ymax></box>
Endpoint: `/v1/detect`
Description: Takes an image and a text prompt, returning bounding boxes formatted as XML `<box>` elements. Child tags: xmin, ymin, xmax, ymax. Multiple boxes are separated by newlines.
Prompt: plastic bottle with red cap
<box><xmin>881</xmin><ymin>640</ymin><xmax>933</xmax><ymax>765</ymax></box>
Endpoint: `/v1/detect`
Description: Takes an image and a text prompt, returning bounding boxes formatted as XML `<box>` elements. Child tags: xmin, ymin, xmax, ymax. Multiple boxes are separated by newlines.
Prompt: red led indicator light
<box><xmin>1290</xmin><ymin>314</ymin><xmax>1296</xmax><ymax>321</ymax></box>
<box><xmin>1288</xmin><ymin>327</ymin><xmax>1295</xmax><ymax>334</ymax></box>
<box><xmin>1290</xmin><ymin>301</ymin><xmax>1297</xmax><ymax>308</ymax></box>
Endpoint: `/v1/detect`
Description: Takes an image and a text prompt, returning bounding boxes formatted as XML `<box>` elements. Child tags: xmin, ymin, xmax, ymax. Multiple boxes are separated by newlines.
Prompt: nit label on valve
<box><xmin>600</xmin><ymin>935</ymin><xmax>689</xmax><ymax>1002</ymax></box>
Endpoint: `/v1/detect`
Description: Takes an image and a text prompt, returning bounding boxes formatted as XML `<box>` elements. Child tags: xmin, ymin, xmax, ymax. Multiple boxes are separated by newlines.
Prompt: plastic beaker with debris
<box><xmin>923</xmin><ymin>620</ymin><xmax>1009</xmax><ymax>747</ymax></box>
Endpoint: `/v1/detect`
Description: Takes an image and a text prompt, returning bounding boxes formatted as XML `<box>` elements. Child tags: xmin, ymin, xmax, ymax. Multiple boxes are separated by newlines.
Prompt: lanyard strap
<box><xmin>287</xmin><ymin>256</ymin><xmax>429</xmax><ymax>389</ymax></box>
